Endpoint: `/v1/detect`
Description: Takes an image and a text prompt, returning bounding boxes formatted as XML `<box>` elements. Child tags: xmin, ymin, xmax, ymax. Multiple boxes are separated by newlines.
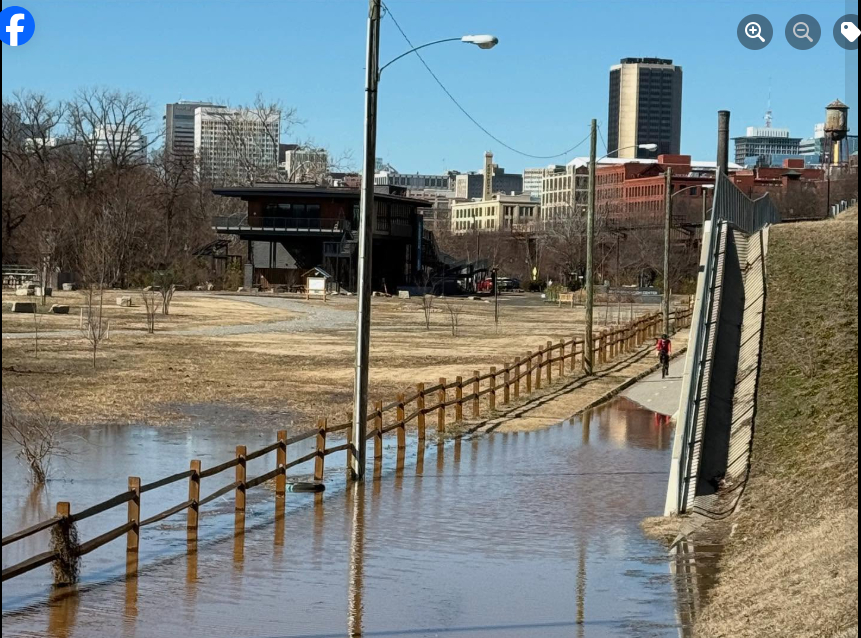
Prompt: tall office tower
<box><xmin>607</xmin><ymin>58</ymin><xmax>683</xmax><ymax>158</ymax></box>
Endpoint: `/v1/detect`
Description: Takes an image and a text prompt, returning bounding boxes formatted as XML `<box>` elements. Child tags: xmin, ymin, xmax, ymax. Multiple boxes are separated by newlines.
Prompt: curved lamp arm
<box><xmin>379</xmin><ymin>35</ymin><xmax>498</xmax><ymax>78</ymax></box>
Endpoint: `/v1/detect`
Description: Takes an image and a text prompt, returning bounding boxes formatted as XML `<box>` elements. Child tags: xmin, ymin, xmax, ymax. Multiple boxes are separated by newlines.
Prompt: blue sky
<box><xmin>2</xmin><ymin>0</ymin><xmax>858</xmax><ymax>174</ymax></box>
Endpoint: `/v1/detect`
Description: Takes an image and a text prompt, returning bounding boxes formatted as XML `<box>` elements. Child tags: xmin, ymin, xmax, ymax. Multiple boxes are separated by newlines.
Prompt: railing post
<box><xmin>314</xmin><ymin>418</ymin><xmax>327</xmax><ymax>482</ymax></box>
<box><xmin>396</xmin><ymin>393</ymin><xmax>406</xmax><ymax>471</ymax></box>
<box><xmin>374</xmin><ymin>401</ymin><xmax>383</xmax><ymax>476</ymax></box>
<box><xmin>545</xmin><ymin>341</ymin><xmax>553</xmax><ymax>384</ymax></box>
<box><xmin>127</xmin><ymin>477</ymin><xmax>140</xmax><ymax>553</ymax></box>
<box><xmin>489</xmin><ymin>367</ymin><xmax>497</xmax><ymax>411</ymax></box>
<box><xmin>558</xmin><ymin>339</ymin><xmax>565</xmax><ymax>377</ymax></box>
<box><xmin>571</xmin><ymin>338</ymin><xmax>578</xmax><ymax>373</ymax></box>
<box><xmin>276</xmin><ymin>430</ymin><xmax>287</xmax><ymax>495</ymax></box>
<box><xmin>416</xmin><ymin>383</ymin><xmax>426</xmax><ymax>444</ymax></box>
<box><xmin>514</xmin><ymin>357</ymin><xmax>521</xmax><ymax>399</ymax></box>
<box><xmin>455</xmin><ymin>376</ymin><xmax>464</xmax><ymax>422</ymax></box>
<box><xmin>235</xmin><ymin>445</ymin><xmax>247</xmax><ymax>511</ymax></box>
<box><xmin>535</xmin><ymin>350</ymin><xmax>543</xmax><ymax>390</ymax></box>
<box><xmin>188</xmin><ymin>460</ymin><xmax>201</xmax><ymax>533</ymax></box>
<box><xmin>344</xmin><ymin>415</ymin><xmax>354</xmax><ymax>476</ymax></box>
<box><xmin>438</xmin><ymin>378</ymin><xmax>446</xmax><ymax>434</ymax></box>
<box><xmin>525</xmin><ymin>352</ymin><xmax>533</xmax><ymax>394</ymax></box>
<box><xmin>53</xmin><ymin>501</ymin><xmax>71</xmax><ymax>587</ymax></box>
<box><xmin>503</xmin><ymin>365</ymin><xmax>510</xmax><ymax>405</ymax></box>
<box><xmin>472</xmin><ymin>371</ymin><xmax>480</xmax><ymax>418</ymax></box>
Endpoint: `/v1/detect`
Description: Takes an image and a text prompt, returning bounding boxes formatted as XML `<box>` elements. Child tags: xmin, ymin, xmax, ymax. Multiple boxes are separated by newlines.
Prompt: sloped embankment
<box><xmin>695</xmin><ymin>214</ymin><xmax>858</xmax><ymax>637</ymax></box>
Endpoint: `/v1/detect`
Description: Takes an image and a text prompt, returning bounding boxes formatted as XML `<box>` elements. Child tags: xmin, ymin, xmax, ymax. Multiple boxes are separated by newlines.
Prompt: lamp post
<box><xmin>663</xmin><ymin>182</ymin><xmax>715</xmax><ymax>334</ymax></box>
<box><xmin>350</xmin><ymin>0</ymin><xmax>498</xmax><ymax>481</ymax></box>
<box><xmin>583</xmin><ymin>134</ymin><xmax>658</xmax><ymax>375</ymax></box>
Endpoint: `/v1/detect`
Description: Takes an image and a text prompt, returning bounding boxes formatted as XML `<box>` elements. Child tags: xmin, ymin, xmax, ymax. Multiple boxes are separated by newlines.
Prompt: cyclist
<box><xmin>656</xmin><ymin>334</ymin><xmax>672</xmax><ymax>377</ymax></box>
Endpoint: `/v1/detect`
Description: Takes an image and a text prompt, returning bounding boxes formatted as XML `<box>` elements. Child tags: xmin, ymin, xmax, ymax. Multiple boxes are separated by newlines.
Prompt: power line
<box><xmin>381</xmin><ymin>2</ymin><xmax>591</xmax><ymax>161</ymax></box>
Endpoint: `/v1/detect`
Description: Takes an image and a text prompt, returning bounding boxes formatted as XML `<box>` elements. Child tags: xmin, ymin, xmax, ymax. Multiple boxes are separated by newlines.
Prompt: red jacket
<box><xmin>656</xmin><ymin>338</ymin><xmax>672</xmax><ymax>354</ymax></box>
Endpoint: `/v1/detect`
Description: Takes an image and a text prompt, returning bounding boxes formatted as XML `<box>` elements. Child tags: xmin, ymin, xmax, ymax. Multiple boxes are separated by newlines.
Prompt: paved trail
<box><xmin>622</xmin><ymin>355</ymin><xmax>686</xmax><ymax>416</ymax></box>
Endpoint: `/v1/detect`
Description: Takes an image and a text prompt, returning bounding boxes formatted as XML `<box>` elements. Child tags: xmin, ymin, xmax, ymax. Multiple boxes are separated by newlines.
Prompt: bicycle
<box><xmin>659</xmin><ymin>350</ymin><xmax>670</xmax><ymax>379</ymax></box>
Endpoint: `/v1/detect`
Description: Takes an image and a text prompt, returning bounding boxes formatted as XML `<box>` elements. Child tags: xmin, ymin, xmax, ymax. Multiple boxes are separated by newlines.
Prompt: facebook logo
<box><xmin>1</xmin><ymin>6</ymin><xmax>35</xmax><ymax>47</ymax></box>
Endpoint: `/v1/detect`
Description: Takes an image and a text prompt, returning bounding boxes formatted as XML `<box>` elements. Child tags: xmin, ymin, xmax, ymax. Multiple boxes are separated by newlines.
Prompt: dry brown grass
<box><xmin>2</xmin><ymin>291</ymin><xmax>667</xmax><ymax>431</ymax></box>
<box><xmin>1</xmin><ymin>290</ymin><xmax>294</xmax><ymax>333</ymax></box>
<box><xmin>693</xmin><ymin>218</ymin><xmax>859</xmax><ymax>638</ymax></box>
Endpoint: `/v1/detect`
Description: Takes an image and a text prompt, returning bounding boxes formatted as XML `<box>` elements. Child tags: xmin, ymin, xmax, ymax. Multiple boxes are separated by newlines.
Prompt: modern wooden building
<box><xmin>212</xmin><ymin>184</ymin><xmax>432</xmax><ymax>291</ymax></box>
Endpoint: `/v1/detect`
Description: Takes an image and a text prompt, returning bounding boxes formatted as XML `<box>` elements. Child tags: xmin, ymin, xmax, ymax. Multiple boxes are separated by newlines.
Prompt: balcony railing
<box><xmin>212</xmin><ymin>214</ymin><xmax>349</xmax><ymax>233</ymax></box>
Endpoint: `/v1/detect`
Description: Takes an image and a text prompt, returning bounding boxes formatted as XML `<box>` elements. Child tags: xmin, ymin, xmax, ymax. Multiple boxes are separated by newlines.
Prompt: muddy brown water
<box><xmin>2</xmin><ymin>398</ymin><xmax>691</xmax><ymax>637</ymax></box>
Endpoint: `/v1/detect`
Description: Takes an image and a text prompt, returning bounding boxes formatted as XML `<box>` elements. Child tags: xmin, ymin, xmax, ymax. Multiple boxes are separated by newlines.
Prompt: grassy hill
<box><xmin>696</xmin><ymin>213</ymin><xmax>858</xmax><ymax>637</ymax></box>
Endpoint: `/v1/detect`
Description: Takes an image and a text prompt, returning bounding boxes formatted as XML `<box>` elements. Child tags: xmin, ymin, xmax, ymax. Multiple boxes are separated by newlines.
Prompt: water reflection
<box><xmin>3</xmin><ymin>396</ymin><xmax>691</xmax><ymax>637</ymax></box>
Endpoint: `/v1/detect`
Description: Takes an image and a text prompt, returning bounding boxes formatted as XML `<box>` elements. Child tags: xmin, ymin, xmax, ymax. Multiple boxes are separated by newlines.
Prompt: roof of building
<box><xmin>564</xmin><ymin>157</ymin><xmax>743</xmax><ymax>171</ymax></box>
<box><xmin>212</xmin><ymin>184</ymin><xmax>431</xmax><ymax>207</ymax></box>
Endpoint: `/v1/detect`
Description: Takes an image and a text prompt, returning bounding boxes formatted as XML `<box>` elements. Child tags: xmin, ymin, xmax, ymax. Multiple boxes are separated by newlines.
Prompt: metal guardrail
<box><xmin>212</xmin><ymin>214</ymin><xmax>348</xmax><ymax>232</ymax></box>
<box><xmin>671</xmin><ymin>172</ymin><xmax>780</xmax><ymax>515</ymax></box>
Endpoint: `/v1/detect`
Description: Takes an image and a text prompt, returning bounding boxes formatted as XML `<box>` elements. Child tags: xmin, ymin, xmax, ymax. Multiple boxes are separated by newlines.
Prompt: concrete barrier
<box><xmin>116</xmin><ymin>296</ymin><xmax>133</xmax><ymax>307</ymax></box>
<box><xmin>50</xmin><ymin>304</ymin><xmax>71</xmax><ymax>314</ymax></box>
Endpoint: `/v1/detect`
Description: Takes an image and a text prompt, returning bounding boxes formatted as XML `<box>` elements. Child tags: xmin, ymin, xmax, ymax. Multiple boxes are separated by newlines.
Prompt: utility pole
<box><xmin>663</xmin><ymin>166</ymin><xmax>672</xmax><ymax>335</ymax></box>
<box><xmin>350</xmin><ymin>0</ymin><xmax>381</xmax><ymax>481</ymax></box>
<box><xmin>584</xmin><ymin>119</ymin><xmax>597</xmax><ymax>375</ymax></box>
<box><xmin>492</xmin><ymin>267</ymin><xmax>499</xmax><ymax>326</ymax></box>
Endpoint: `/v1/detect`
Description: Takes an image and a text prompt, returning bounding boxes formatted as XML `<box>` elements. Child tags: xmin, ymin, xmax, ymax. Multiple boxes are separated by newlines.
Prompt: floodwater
<box><xmin>2</xmin><ymin>397</ymin><xmax>686</xmax><ymax>638</ymax></box>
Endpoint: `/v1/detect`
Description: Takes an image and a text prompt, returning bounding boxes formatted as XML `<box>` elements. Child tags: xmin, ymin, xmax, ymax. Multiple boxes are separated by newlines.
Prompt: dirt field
<box><xmin>2</xmin><ymin>290</ymin><xmax>672</xmax><ymax>430</ymax></box>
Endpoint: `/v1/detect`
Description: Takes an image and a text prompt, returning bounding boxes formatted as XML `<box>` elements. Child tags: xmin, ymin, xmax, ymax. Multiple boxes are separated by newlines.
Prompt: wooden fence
<box><xmin>1</xmin><ymin>306</ymin><xmax>692</xmax><ymax>585</ymax></box>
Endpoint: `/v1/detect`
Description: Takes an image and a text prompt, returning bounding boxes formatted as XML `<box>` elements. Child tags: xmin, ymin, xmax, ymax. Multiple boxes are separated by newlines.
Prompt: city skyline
<box><xmin>2</xmin><ymin>0</ymin><xmax>857</xmax><ymax>175</ymax></box>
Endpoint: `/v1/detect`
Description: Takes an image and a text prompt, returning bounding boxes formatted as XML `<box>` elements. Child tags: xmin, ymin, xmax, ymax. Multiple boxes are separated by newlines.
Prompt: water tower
<box><xmin>824</xmin><ymin>99</ymin><xmax>850</xmax><ymax>165</ymax></box>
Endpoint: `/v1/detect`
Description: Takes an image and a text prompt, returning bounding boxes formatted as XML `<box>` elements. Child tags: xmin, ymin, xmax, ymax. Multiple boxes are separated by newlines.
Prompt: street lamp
<box><xmin>351</xmin><ymin>0</ymin><xmax>497</xmax><ymax>481</ymax></box>
<box><xmin>584</xmin><ymin>126</ymin><xmax>659</xmax><ymax>376</ymax></box>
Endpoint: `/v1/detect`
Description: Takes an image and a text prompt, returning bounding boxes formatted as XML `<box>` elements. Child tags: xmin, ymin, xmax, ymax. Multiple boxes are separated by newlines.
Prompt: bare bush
<box><xmin>2</xmin><ymin>387</ymin><xmax>71</xmax><ymax>485</ymax></box>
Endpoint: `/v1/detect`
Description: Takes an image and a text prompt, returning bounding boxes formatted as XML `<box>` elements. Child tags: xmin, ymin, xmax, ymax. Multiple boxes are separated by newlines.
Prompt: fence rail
<box><xmin>2</xmin><ymin>306</ymin><xmax>692</xmax><ymax>585</ymax></box>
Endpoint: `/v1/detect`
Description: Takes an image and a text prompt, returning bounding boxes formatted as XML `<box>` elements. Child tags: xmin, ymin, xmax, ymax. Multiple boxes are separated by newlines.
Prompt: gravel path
<box><xmin>1</xmin><ymin>294</ymin><xmax>356</xmax><ymax>340</ymax></box>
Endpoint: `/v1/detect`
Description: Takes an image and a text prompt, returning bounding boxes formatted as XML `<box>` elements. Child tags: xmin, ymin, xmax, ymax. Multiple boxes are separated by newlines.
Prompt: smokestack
<box><xmin>483</xmin><ymin>151</ymin><xmax>493</xmax><ymax>201</ymax></box>
<box><xmin>717</xmin><ymin>110</ymin><xmax>730</xmax><ymax>176</ymax></box>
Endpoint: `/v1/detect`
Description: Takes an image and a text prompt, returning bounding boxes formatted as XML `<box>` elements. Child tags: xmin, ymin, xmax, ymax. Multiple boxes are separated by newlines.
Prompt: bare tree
<box><xmin>443</xmin><ymin>298</ymin><xmax>465</xmax><ymax>337</ymax></box>
<box><xmin>76</xmin><ymin>216</ymin><xmax>113</xmax><ymax>368</ymax></box>
<box><xmin>141</xmin><ymin>288</ymin><xmax>159</xmax><ymax>333</ymax></box>
<box><xmin>2</xmin><ymin>387</ymin><xmax>71</xmax><ymax>485</ymax></box>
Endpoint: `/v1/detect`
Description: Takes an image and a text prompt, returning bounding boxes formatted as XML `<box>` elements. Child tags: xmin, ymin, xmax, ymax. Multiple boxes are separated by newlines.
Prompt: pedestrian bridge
<box><xmin>665</xmin><ymin>173</ymin><xmax>780</xmax><ymax>516</ymax></box>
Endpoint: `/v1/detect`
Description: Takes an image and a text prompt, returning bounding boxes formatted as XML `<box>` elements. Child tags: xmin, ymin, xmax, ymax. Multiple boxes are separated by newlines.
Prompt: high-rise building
<box><xmin>733</xmin><ymin>126</ymin><xmax>802</xmax><ymax>165</ymax></box>
<box><xmin>522</xmin><ymin>168</ymin><xmax>545</xmax><ymax>201</ymax></box>
<box><xmin>193</xmin><ymin>105</ymin><xmax>280</xmax><ymax>184</ymax></box>
<box><xmin>165</xmin><ymin>101</ymin><xmax>223</xmax><ymax>158</ymax></box>
<box><xmin>607</xmin><ymin>57</ymin><xmax>683</xmax><ymax>158</ymax></box>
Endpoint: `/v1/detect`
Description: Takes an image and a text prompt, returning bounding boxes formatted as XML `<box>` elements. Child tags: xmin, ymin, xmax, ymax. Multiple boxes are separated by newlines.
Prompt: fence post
<box><xmin>489</xmin><ymin>367</ymin><xmax>497</xmax><ymax>411</ymax></box>
<box><xmin>396</xmin><ymin>393</ymin><xmax>406</xmax><ymax>471</ymax></box>
<box><xmin>558</xmin><ymin>339</ymin><xmax>565</xmax><ymax>377</ymax></box>
<box><xmin>344</xmin><ymin>414</ymin><xmax>354</xmax><ymax>476</ymax></box>
<box><xmin>127</xmin><ymin>477</ymin><xmax>140</xmax><ymax>552</ymax></box>
<box><xmin>503</xmin><ymin>365</ymin><xmax>510</xmax><ymax>405</ymax></box>
<box><xmin>455</xmin><ymin>376</ymin><xmax>464</xmax><ymax>422</ymax></box>
<box><xmin>571</xmin><ymin>338</ymin><xmax>578</xmax><ymax>373</ymax></box>
<box><xmin>472</xmin><ymin>371</ymin><xmax>480</xmax><ymax>418</ymax></box>
<box><xmin>276</xmin><ymin>430</ymin><xmax>287</xmax><ymax>495</ymax></box>
<box><xmin>235</xmin><ymin>445</ymin><xmax>247</xmax><ymax>511</ymax></box>
<box><xmin>416</xmin><ymin>383</ymin><xmax>426</xmax><ymax>444</ymax></box>
<box><xmin>535</xmin><ymin>350</ymin><xmax>543</xmax><ymax>390</ymax></box>
<box><xmin>545</xmin><ymin>341</ymin><xmax>553</xmax><ymax>384</ymax></box>
<box><xmin>514</xmin><ymin>357</ymin><xmax>521</xmax><ymax>399</ymax></box>
<box><xmin>438</xmin><ymin>378</ymin><xmax>446</xmax><ymax>434</ymax></box>
<box><xmin>188</xmin><ymin>460</ymin><xmax>201</xmax><ymax>533</ymax></box>
<box><xmin>314</xmin><ymin>418</ymin><xmax>327</xmax><ymax>481</ymax></box>
<box><xmin>525</xmin><ymin>352</ymin><xmax>533</xmax><ymax>394</ymax></box>
<box><xmin>374</xmin><ymin>401</ymin><xmax>383</xmax><ymax>475</ymax></box>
